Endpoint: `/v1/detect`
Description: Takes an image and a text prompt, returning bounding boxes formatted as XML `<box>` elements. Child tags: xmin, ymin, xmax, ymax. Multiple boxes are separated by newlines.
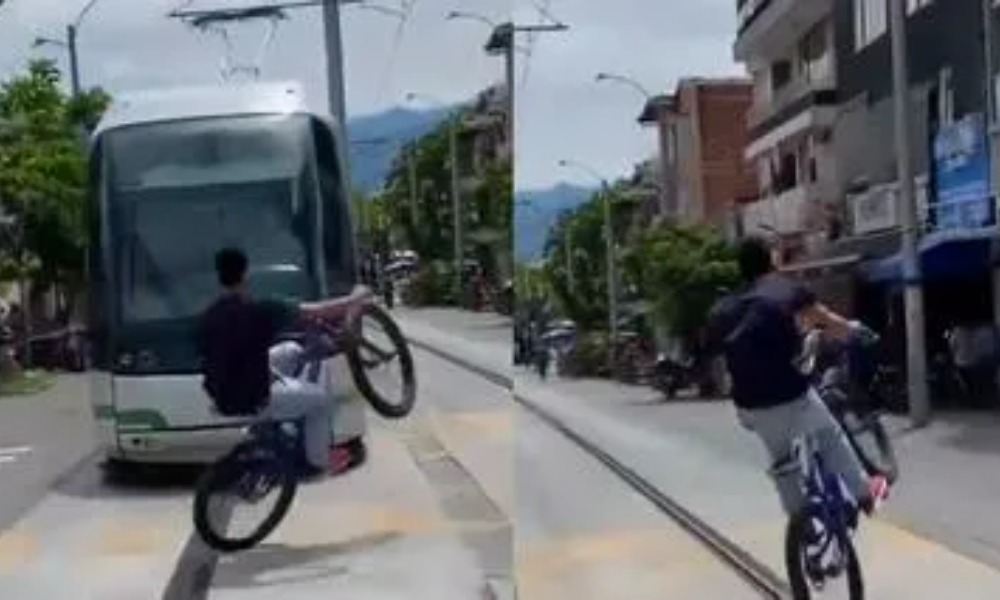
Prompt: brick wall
<box><xmin>691</xmin><ymin>82</ymin><xmax>759</xmax><ymax>227</ymax></box>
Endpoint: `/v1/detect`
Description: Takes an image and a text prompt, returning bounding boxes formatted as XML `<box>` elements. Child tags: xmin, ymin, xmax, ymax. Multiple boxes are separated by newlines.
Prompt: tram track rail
<box><xmin>406</xmin><ymin>331</ymin><xmax>791</xmax><ymax>599</ymax></box>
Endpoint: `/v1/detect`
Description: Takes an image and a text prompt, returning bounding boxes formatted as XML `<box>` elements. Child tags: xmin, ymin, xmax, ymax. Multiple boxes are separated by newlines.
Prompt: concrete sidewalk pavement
<box><xmin>399</xmin><ymin>306</ymin><xmax>1000</xmax><ymax>596</ymax></box>
<box><xmin>0</xmin><ymin>415</ymin><xmax>495</xmax><ymax>599</ymax></box>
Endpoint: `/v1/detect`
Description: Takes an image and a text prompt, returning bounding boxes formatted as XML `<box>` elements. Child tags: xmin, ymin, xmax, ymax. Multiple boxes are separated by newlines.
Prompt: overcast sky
<box><xmin>513</xmin><ymin>0</ymin><xmax>743</xmax><ymax>190</ymax></box>
<box><xmin>0</xmin><ymin>0</ymin><xmax>743</xmax><ymax>192</ymax></box>
<box><xmin>0</xmin><ymin>0</ymin><xmax>504</xmax><ymax>116</ymax></box>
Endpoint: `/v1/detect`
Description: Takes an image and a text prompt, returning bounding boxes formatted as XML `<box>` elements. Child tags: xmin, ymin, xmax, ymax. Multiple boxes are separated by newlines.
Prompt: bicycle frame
<box><xmin>791</xmin><ymin>435</ymin><xmax>858</xmax><ymax>572</ymax></box>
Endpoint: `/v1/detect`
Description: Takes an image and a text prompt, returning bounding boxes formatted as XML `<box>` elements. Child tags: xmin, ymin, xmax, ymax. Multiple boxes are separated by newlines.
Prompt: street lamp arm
<box><xmin>356</xmin><ymin>3</ymin><xmax>406</xmax><ymax>19</ymax></box>
<box><xmin>557</xmin><ymin>158</ymin><xmax>605</xmax><ymax>185</ymax></box>
<box><xmin>445</xmin><ymin>10</ymin><xmax>495</xmax><ymax>28</ymax></box>
<box><xmin>595</xmin><ymin>72</ymin><xmax>651</xmax><ymax>99</ymax></box>
<box><xmin>74</xmin><ymin>0</ymin><xmax>101</xmax><ymax>28</ymax></box>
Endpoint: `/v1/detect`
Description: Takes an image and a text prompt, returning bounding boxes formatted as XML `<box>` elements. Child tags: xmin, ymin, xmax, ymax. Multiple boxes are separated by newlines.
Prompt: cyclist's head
<box><xmin>736</xmin><ymin>236</ymin><xmax>775</xmax><ymax>282</ymax></box>
<box><xmin>215</xmin><ymin>247</ymin><xmax>248</xmax><ymax>289</ymax></box>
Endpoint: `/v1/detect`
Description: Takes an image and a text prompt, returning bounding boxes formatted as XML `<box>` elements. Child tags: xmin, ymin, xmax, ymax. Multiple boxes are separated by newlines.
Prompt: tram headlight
<box><xmin>117</xmin><ymin>352</ymin><xmax>135</xmax><ymax>370</ymax></box>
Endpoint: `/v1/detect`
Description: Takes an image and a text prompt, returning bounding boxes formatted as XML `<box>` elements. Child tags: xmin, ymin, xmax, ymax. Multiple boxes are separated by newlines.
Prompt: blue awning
<box><xmin>861</xmin><ymin>226</ymin><xmax>1000</xmax><ymax>283</ymax></box>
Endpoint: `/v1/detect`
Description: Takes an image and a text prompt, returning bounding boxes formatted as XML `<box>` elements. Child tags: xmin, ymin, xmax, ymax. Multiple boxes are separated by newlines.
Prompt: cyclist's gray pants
<box><xmin>737</xmin><ymin>389</ymin><xmax>868</xmax><ymax>515</ymax></box>
<box><xmin>265</xmin><ymin>341</ymin><xmax>333</xmax><ymax>471</ymax></box>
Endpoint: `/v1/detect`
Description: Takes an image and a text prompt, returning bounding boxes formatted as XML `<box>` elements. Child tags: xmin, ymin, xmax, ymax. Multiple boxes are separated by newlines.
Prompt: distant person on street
<box><xmin>705</xmin><ymin>236</ymin><xmax>889</xmax><ymax>517</ymax></box>
<box><xmin>197</xmin><ymin>247</ymin><xmax>371</xmax><ymax>477</ymax></box>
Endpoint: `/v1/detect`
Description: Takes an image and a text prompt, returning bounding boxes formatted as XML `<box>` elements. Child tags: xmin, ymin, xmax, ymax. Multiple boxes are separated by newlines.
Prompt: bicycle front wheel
<box><xmin>193</xmin><ymin>443</ymin><xmax>298</xmax><ymax>552</ymax></box>
<box><xmin>346</xmin><ymin>303</ymin><xmax>417</xmax><ymax>419</ymax></box>
<box><xmin>785</xmin><ymin>505</ymin><xmax>864</xmax><ymax>600</ymax></box>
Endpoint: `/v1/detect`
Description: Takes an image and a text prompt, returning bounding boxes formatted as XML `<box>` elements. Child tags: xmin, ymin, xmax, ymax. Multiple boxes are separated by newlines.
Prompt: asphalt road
<box><xmin>0</xmin><ymin>374</ymin><xmax>96</xmax><ymax>532</ymax></box>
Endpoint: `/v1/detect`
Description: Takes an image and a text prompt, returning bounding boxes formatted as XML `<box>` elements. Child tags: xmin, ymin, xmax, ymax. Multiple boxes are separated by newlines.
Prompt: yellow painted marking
<box><xmin>435</xmin><ymin>411</ymin><xmax>513</xmax><ymax>441</ymax></box>
<box><xmin>0</xmin><ymin>532</ymin><xmax>37</xmax><ymax>572</ymax></box>
<box><xmin>516</xmin><ymin>530</ymin><xmax>748</xmax><ymax>600</ymax></box>
<box><xmin>87</xmin><ymin>516</ymin><xmax>186</xmax><ymax>559</ymax></box>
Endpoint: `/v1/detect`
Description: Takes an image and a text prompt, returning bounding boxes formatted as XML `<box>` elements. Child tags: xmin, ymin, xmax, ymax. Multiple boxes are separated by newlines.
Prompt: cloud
<box><xmin>513</xmin><ymin>0</ymin><xmax>743</xmax><ymax>190</ymax></box>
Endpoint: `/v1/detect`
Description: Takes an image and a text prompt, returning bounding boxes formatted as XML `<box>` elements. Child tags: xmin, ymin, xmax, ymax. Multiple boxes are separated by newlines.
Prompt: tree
<box><xmin>0</xmin><ymin>59</ymin><xmax>110</xmax><ymax>294</ymax></box>
<box><xmin>541</xmin><ymin>181</ymin><xmax>640</xmax><ymax>329</ymax></box>
<box><xmin>629</xmin><ymin>223</ymin><xmax>739</xmax><ymax>342</ymax></box>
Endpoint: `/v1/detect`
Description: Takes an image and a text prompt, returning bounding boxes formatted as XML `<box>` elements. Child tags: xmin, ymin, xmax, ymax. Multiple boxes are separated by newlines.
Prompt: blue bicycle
<box><xmin>783</xmin><ymin>326</ymin><xmax>896</xmax><ymax>599</ymax></box>
<box><xmin>783</xmin><ymin>433</ymin><xmax>864</xmax><ymax>600</ymax></box>
<box><xmin>192</xmin><ymin>303</ymin><xmax>416</xmax><ymax>552</ymax></box>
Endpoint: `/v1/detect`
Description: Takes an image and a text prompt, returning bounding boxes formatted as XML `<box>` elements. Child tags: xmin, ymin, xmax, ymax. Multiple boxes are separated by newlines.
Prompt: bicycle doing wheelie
<box><xmin>783</xmin><ymin>326</ymin><xmax>899</xmax><ymax>599</ymax></box>
<box><xmin>192</xmin><ymin>302</ymin><xmax>416</xmax><ymax>552</ymax></box>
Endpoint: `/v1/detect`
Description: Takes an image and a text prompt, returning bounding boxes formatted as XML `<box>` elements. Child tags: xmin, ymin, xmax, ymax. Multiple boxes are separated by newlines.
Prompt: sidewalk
<box><xmin>207</xmin><ymin>422</ymin><xmax>491</xmax><ymax>599</ymax></box>
<box><xmin>0</xmin><ymin>416</ymin><xmax>493</xmax><ymax>599</ymax></box>
<box><xmin>399</xmin><ymin>307</ymin><xmax>1000</xmax><ymax>595</ymax></box>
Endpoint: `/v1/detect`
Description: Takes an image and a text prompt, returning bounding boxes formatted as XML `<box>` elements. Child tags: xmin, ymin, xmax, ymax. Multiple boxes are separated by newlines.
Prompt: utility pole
<box><xmin>448</xmin><ymin>118</ymin><xmax>462</xmax><ymax>303</ymax></box>
<box><xmin>564</xmin><ymin>226</ymin><xmax>574</xmax><ymax>293</ymax></box>
<box><xmin>981</xmin><ymin>0</ymin><xmax>1000</xmax><ymax>393</ymax></box>
<box><xmin>600</xmin><ymin>181</ymin><xmax>618</xmax><ymax>373</ymax></box>
<box><xmin>407</xmin><ymin>145</ymin><xmax>419</xmax><ymax>229</ymax></box>
<box><xmin>889</xmin><ymin>0</ymin><xmax>930</xmax><ymax>426</ymax></box>
<box><xmin>66</xmin><ymin>24</ymin><xmax>81</xmax><ymax>97</ymax></box>
<box><xmin>322</xmin><ymin>0</ymin><xmax>348</xmax><ymax>132</ymax></box>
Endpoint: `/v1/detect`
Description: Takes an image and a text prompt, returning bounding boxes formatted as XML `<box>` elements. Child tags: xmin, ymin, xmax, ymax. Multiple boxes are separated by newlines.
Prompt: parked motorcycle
<box><xmin>652</xmin><ymin>354</ymin><xmax>699</xmax><ymax>399</ymax></box>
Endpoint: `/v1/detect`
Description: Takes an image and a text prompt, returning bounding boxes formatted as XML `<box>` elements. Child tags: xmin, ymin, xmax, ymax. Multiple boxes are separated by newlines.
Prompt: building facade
<box><xmin>639</xmin><ymin>77</ymin><xmax>758</xmax><ymax>229</ymax></box>
<box><xmin>733</xmin><ymin>0</ymin><xmax>842</xmax><ymax>260</ymax></box>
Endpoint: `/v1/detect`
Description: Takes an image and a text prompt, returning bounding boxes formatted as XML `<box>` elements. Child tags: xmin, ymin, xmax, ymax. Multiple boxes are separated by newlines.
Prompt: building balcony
<box><xmin>747</xmin><ymin>70</ymin><xmax>835</xmax><ymax>132</ymax></box>
<box><xmin>744</xmin><ymin>98</ymin><xmax>836</xmax><ymax>161</ymax></box>
<box><xmin>734</xmin><ymin>0</ymin><xmax>831</xmax><ymax>62</ymax></box>
<box><xmin>740</xmin><ymin>180</ymin><xmax>835</xmax><ymax>235</ymax></box>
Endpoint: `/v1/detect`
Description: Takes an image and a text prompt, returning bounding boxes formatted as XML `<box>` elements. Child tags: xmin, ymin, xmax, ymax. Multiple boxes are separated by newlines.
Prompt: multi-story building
<box><xmin>833</xmin><ymin>0</ymin><xmax>986</xmax><ymax>240</ymax></box>
<box><xmin>733</xmin><ymin>0</ymin><xmax>842</xmax><ymax>261</ymax></box>
<box><xmin>637</xmin><ymin>77</ymin><xmax>758</xmax><ymax>229</ymax></box>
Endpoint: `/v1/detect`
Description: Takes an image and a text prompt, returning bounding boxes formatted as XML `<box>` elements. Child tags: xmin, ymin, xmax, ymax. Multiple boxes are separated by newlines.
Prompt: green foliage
<box><xmin>401</xmin><ymin>260</ymin><xmax>454</xmax><ymax>306</ymax></box>
<box><xmin>378</xmin><ymin>103</ymin><xmax>512</xmax><ymax>295</ymax></box>
<box><xmin>0</xmin><ymin>59</ymin><xmax>110</xmax><ymax>287</ymax></box>
<box><xmin>541</xmin><ymin>185</ymin><xmax>637</xmax><ymax>329</ymax></box>
<box><xmin>630</xmin><ymin>223</ymin><xmax>739</xmax><ymax>340</ymax></box>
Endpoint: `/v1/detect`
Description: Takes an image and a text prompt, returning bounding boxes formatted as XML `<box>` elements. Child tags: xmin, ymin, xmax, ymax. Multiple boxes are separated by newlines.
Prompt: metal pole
<box><xmin>889</xmin><ymin>0</ymin><xmax>930</xmax><ymax>426</ymax></box>
<box><xmin>322</xmin><ymin>0</ymin><xmax>347</xmax><ymax>135</ymax></box>
<box><xmin>601</xmin><ymin>181</ymin><xmax>618</xmax><ymax>374</ymax></box>
<box><xmin>984</xmin><ymin>0</ymin><xmax>1000</xmax><ymax>392</ymax></box>
<box><xmin>67</xmin><ymin>24</ymin><xmax>81</xmax><ymax>97</ymax></box>
<box><xmin>450</xmin><ymin>120</ymin><xmax>463</xmax><ymax>303</ymax></box>
<box><xmin>564</xmin><ymin>226</ymin><xmax>574</xmax><ymax>293</ymax></box>
<box><xmin>504</xmin><ymin>38</ymin><xmax>514</xmax><ymax>150</ymax></box>
<box><xmin>407</xmin><ymin>145</ymin><xmax>419</xmax><ymax>230</ymax></box>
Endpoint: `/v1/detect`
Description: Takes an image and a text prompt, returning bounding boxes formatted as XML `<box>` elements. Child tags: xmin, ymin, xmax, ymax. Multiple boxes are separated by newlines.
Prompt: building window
<box><xmin>771</xmin><ymin>60</ymin><xmax>793</xmax><ymax>92</ymax></box>
<box><xmin>854</xmin><ymin>0</ymin><xmax>887</xmax><ymax>50</ymax></box>
<box><xmin>798</xmin><ymin>22</ymin><xmax>830</xmax><ymax>84</ymax></box>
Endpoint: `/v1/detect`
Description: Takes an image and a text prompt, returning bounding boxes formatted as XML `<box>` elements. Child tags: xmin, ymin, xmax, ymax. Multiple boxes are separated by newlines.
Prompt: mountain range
<box><xmin>346</xmin><ymin>106</ymin><xmax>449</xmax><ymax>194</ymax></box>
<box><xmin>346</xmin><ymin>108</ymin><xmax>594</xmax><ymax>262</ymax></box>
<box><xmin>515</xmin><ymin>183</ymin><xmax>594</xmax><ymax>262</ymax></box>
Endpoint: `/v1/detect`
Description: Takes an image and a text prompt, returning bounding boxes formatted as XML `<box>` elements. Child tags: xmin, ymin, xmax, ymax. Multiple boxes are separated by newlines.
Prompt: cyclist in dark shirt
<box><xmin>198</xmin><ymin>247</ymin><xmax>371</xmax><ymax>476</ymax></box>
<box><xmin>706</xmin><ymin>236</ymin><xmax>889</xmax><ymax>516</ymax></box>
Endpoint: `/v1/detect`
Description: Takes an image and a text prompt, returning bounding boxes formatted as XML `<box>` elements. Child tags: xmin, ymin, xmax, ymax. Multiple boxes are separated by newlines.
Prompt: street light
<box><xmin>32</xmin><ymin>0</ymin><xmax>105</xmax><ymax>96</ymax></box>
<box><xmin>406</xmin><ymin>92</ymin><xmax>464</xmax><ymax>302</ymax></box>
<box><xmin>594</xmin><ymin>71</ymin><xmax>678</xmax><ymax>219</ymax></box>
<box><xmin>595</xmin><ymin>72</ymin><xmax>651</xmax><ymax>99</ymax></box>
<box><xmin>557</xmin><ymin>158</ymin><xmax>620</xmax><ymax>373</ymax></box>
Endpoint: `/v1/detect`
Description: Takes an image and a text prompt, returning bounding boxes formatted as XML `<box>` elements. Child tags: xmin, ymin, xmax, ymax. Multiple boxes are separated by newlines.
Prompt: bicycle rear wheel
<box><xmin>346</xmin><ymin>303</ymin><xmax>417</xmax><ymax>419</ymax></box>
<box><xmin>193</xmin><ymin>442</ymin><xmax>298</xmax><ymax>552</ymax></box>
<box><xmin>785</xmin><ymin>505</ymin><xmax>864</xmax><ymax>600</ymax></box>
